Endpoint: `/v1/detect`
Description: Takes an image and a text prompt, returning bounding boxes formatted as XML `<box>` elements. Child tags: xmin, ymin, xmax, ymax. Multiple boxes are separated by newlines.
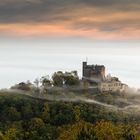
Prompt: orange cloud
<box><xmin>0</xmin><ymin>23</ymin><xmax>139</xmax><ymax>41</ymax></box>
<box><xmin>0</xmin><ymin>0</ymin><xmax>140</xmax><ymax>41</ymax></box>
<box><xmin>0</xmin><ymin>9</ymin><xmax>140</xmax><ymax>41</ymax></box>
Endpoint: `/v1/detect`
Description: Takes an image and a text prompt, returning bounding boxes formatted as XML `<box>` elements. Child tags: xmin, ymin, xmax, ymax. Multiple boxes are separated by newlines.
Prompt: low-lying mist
<box><xmin>2</xmin><ymin>87</ymin><xmax>140</xmax><ymax>115</ymax></box>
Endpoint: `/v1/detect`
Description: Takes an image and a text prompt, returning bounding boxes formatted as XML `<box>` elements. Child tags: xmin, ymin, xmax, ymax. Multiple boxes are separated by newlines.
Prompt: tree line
<box><xmin>11</xmin><ymin>71</ymin><xmax>81</xmax><ymax>92</ymax></box>
<box><xmin>0</xmin><ymin>93</ymin><xmax>140</xmax><ymax>140</ymax></box>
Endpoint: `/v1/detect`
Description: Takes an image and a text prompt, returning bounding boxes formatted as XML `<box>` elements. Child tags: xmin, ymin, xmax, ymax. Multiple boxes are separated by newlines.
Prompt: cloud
<box><xmin>0</xmin><ymin>0</ymin><xmax>139</xmax><ymax>40</ymax></box>
<box><xmin>0</xmin><ymin>0</ymin><xmax>139</xmax><ymax>23</ymax></box>
<box><xmin>0</xmin><ymin>23</ymin><xmax>139</xmax><ymax>41</ymax></box>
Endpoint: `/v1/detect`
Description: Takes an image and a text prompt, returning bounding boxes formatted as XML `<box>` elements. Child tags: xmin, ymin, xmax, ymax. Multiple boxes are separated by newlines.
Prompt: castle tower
<box><xmin>82</xmin><ymin>61</ymin><xmax>106</xmax><ymax>82</ymax></box>
<box><xmin>82</xmin><ymin>61</ymin><xmax>87</xmax><ymax>78</ymax></box>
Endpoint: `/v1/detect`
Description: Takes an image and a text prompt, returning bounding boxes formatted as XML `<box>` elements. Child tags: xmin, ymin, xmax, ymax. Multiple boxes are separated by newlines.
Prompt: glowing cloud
<box><xmin>0</xmin><ymin>0</ymin><xmax>139</xmax><ymax>40</ymax></box>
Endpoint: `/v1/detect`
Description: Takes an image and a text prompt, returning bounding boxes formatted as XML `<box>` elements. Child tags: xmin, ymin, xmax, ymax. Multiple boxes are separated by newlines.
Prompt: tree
<box><xmin>11</xmin><ymin>82</ymin><xmax>32</xmax><ymax>91</ymax></box>
<box><xmin>3</xmin><ymin>128</ymin><xmax>19</xmax><ymax>140</ymax></box>
<box><xmin>41</xmin><ymin>102</ymin><xmax>50</xmax><ymax>123</ymax></box>
<box><xmin>29</xmin><ymin>118</ymin><xmax>45</xmax><ymax>131</ymax></box>
<box><xmin>34</xmin><ymin>78</ymin><xmax>40</xmax><ymax>88</ymax></box>
<box><xmin>58</xmin><ymin>121</ymin><xmax>95</xmax><ymax>140</ymax></box>
<box><xmin>21</xmin><ymin>104</ymin><xmax>33</xmax><ymax>120</ymax></box>
<box><xmin>77</xmin><ymin>124</ymin><xmax>95</xmax><ymax>140</ymax></box>
<box><xmin>73</xmin><ymin>106</ymin><xmax>81</xmax><ymax>122</ymax></box>
<box><xmin>34</xmin><ymin>78</ymin><xmax>40</xmax><ymax>94</ymax></box>
<box><xmin>122</xmin><ymin>125</ymin><xmax>138</xmax><ymax>140</ymax></box>
<box><xmin>64</xmin><ymin>71</ymin><xmax>80</xmax><ymax>86</ymax></box>
<box><xmin>50</xmin><ymin>103</ymin><xmax>75</xmax><ymax>126</ymax></box>
<box><xmin>94</xmin><ymin>121</ymin><xmax>122</xmax><ymax>140</ymax></box>
<box><xmin>52</xmin><ymin>71</ymin><xmax>64</xmax><ymax>87</ymax></box>
<box><xmin>0</xmin><ymin>132</ymin><xmax>5</xmax><ymax>140</ymax></box>
<box><xmin>27</xmin><ymin>118</ymin><xmax>53</xmax><ymax>140</ymax></box>
<box><xmin>40</xmin><ymin>76</ymin><xmax>52</xmax><ymax>87</ymax></box>
<box><xmin>3</xmin><ymin>107</ymin><xmax>21</xmax><ymax>121</ymax></box>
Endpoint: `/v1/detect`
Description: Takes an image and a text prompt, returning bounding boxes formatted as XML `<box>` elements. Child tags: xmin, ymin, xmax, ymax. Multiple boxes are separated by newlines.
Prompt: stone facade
<box><xmin>98</xmin><ymin>81</ymin><xmax>127</xmax><ymax>92</ymax></box>
<box><xmin>82</xmin><ymin>61</ymin><xmax>128</xmax><ymax>92</ymax></box>
<box><xmin>82</xmin><ymin>62</ymin><xmax>105</xmax><ymax>82</ymax></box>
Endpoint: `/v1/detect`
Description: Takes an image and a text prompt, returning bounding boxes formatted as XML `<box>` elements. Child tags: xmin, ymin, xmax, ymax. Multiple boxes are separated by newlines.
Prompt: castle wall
<box><xmin>82</xmin><ymin>62</ymin><xmax>105</xmax><ymax>81</ymax></box>
<box><xmin>98</xmin><ymin>81</ymin><xmax>127</xmax><ymax>92</ymax></box>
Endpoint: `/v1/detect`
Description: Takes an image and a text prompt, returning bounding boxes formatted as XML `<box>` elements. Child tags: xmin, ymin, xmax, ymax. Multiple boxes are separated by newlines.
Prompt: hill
<box><xmin>0</xmin><ymin>89</ymin><xmax>140</xmax><ymax>139</ymax></box>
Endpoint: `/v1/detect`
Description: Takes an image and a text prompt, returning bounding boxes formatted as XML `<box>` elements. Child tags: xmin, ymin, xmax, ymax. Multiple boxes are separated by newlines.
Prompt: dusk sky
<box><xmin>0</xmin><ymin>0</ymin><xmax>140</xmax><ymax>88</ymax></box>
<box><xmin>0</xmin><ymin>0</ymin><xmax>140</xmax><ymax>40</ymax></box>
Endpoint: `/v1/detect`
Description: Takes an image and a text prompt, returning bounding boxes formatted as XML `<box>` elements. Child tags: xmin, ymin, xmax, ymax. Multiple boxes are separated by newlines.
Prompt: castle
<box><xmin>82</xmin><ymin>62</ymin><xmax>127</xmax><ymax>92</ymax></box>
<box><xmin>82</xmin><ymin>61</ymin><xmax>105</xmax><ymax>82</ymax></box>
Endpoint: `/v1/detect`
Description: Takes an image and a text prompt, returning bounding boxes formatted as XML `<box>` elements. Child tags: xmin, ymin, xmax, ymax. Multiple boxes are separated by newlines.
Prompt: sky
<box><xmin>0</xmin><ymin>0</ymin><xmax>140</xmax><ymax>88</ymax></box>
<box><xmin>0</xmin><ymin>0</ymin><xmax>140</xmax><ymax>40</ymax></box>
<box><xmin>0</xmin><ymin>39</ymin><xmax>140</xmax><ymax>88</ymax></box>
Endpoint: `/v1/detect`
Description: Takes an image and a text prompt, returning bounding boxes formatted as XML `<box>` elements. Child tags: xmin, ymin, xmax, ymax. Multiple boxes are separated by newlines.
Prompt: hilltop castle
<box><xmin>82</xmin><ymin>61</ymin><xmax>105</xmax><ymax>82</ymax></box>
<box><xmin>82</xmin><ymin>61</ymin><xmax>127</xmax><ymax>92</ymax></box>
